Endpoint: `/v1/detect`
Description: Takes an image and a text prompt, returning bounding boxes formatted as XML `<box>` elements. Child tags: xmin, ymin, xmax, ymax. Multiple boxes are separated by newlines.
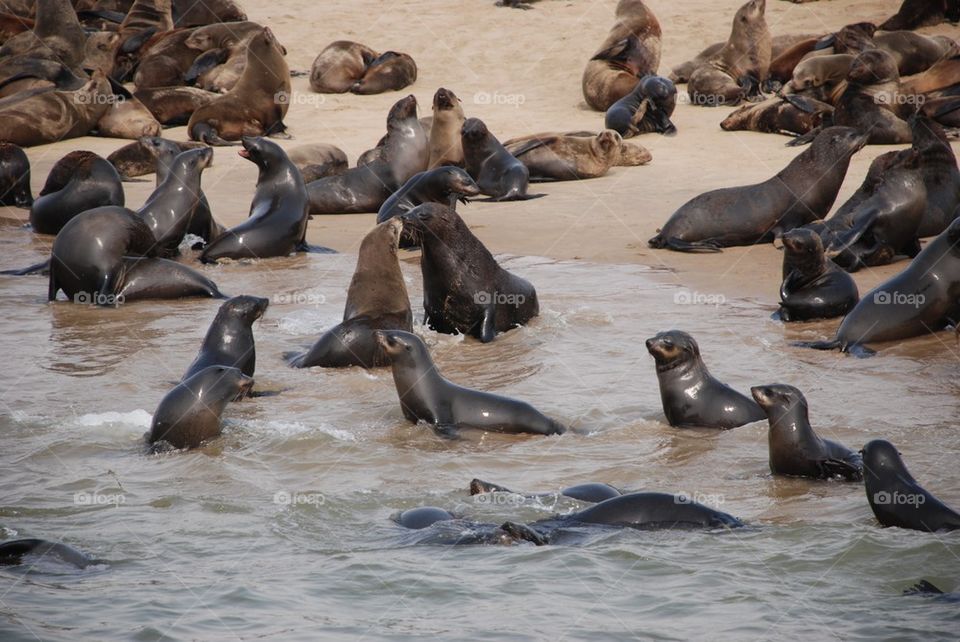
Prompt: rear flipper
<box><xmin>786</xmin><ymin>126</ymin><xmax>822</xmax><ymax>147</ymax></box>
<box><xmin>477</xmin><ymin>192</ymin><xmax>547</xmax><ymax>202</ymax></box>
<box><xmin>820</xmin><ymin>458</ymin><xmax>863</xmax><ymax>481</ymax></box>
<box><xmin>791</xmin><ymin>339</ymin><xmax>876</xmax><ymax>358</ymax></box>
<box><xmin>904</xmin><ymin>580</ymin><xmax>946</xmax><ymax>596</ymax></box>
<box><xmin>1</xmin><ymin>259</ymin><xmax>50</xmax><ymax>275</ymax></box>
<box><xmin>191</xmin><ymin>123</ymin><xmax>240</xmax><ymax>146</ymax></box>
<box><xmin>501</xmin><ymin>522</ymin><xmax>549</xmax><ymax>546</ymax></box>
<box><xmin>647</xmin><ymin>234</ymin><xmax>723</xmax><ymax>253</ymax></box>
<box><xmin>296</xmin><ymin>242</ymin><xmax>337</xmax><ymax>254</ymax></box>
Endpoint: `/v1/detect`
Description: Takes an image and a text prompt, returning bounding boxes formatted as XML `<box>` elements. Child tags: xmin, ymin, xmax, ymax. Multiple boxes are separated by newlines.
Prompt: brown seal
<box><xmin>503</xmin><ymin>130</ymin><xmax>623</xmax><ymax>181</ymax></box>
<box><xmin>688</xmin><ymin>0</ymin><xmax>771</xmax><ymax>107</ymax></box>
<box><xmin>582</xmin><ymin>0</ymin><xmax>662</xmax><ymax>111</ymax></box>
<box><xmin>0</xmin><ymin>0</ymin><xmax>86</xmax><ymax>69</ymax></box>
<box><xmin>881</xmin><ymin>0</ymin><xmax>960</xmax><ymax>31</ymax></box>
<box><xmin>351</xmin><ymin>51</ymin><xmax>417</xmax><ymax>94</ymax></box>
<box><xmin>786</xmin><ymin>54</ymin><xmax>853</xmax><ymax>103</ymax></box>
<box><xmin>134</xmin><ymin>28</ymin><xmax>209</xmax><ymax>89</ymax></box>
<box><xmin>286</xmin><ymin>143</ymin><xmax>348</xmax><ymax>182</ymax></box>
<box><xmin>134</xmin><ymin>85</ymin><xmax>217</xmax><ymax>126</ymax></box>
<box><xmin>671</xmin><ymin>33</ymin><xmax>816</xmax><ymax>84</ymax></box>
<box><xmin>187</xmin><ymin>26</ymin><xmax>290</xmax><ymax>144</ymax></box>
<box><xmin>309</xmin><ymin>40</ymin><xmax>377</xmax><ymax>93</ymax></box>
<box><xmin>834</xmin><ymin>49</ymin><xmax>912</xmax><ymax>145</ymax></box>
<box><xmin>720</xmin><ymin>94</ymin><xmax>831</xmax><ymax>136</ymax></box>
<box><xmin>108</xmin><ymin>137</ymin><xmax>207</xmax><ymax>179</ymax></box>
<box><xmin>172</xmin><ymin>0</ymin><xmax>246</xmax><ymax>27</ymax></box>
<box><xmin>287</xmin><ymin>219</ymin><xmax>413</xmax><ymax>369</ymax></box>
<box><xmin>96</xmin><ymin>91</ymin><xmax>162</xmax><ymax>139</ymax></box>
<box><xmin>428</xmin><ymin>87</ymin><xmax>465</xmax><ymax>168</ymax></box>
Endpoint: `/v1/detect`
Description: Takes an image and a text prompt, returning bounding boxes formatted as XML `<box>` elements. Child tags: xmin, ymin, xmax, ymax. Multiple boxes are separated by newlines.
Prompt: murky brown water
<box><xmin>1</xmin><ymin>220</ymin><xmax>959</xmax><ymax>640</ymax></box>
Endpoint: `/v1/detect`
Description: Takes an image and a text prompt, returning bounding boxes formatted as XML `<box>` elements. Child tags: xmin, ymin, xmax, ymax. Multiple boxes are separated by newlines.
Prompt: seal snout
<box><xmin>749</xmin><ymin>385</ymin><xmax>772</xmax><ymax>408</ymax></box>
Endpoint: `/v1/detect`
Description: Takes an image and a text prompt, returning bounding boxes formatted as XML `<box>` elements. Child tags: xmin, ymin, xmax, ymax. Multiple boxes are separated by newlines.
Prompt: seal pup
<box><xmin>29</xmin><ymin>151</ymin><xmax>125</xmax><ymax>235</ymax></box>
<box><xmin>376</xmin><ymin>167</ymin><xmax>480</xmax><ymax>232</ymax></box>
<box><xmin>649</xmin><ymin>127</ymin><xmax>867</xmax><ymax>251</ymax></box>
<box><xmin>751</xmin><ymin>384</ymin><xmax>863</xmax><ymax>481</ymax></box>
<box><xmin>777</xmin><ymin>229</ymin><xmax>859</xmax><ymax>322</ymax></box>
<box><xmin>309</xmin><ymin>40</ymin><xmax>377</xmax><ymax>93</ymax></box>
<box><xmin>201</xmin><ymin>136</ymin><xmax>318</xmax><ymax>262</ymax></box>
<box><xmin>376</xmin><ymin>330</ymin><xmax>566</xmax><ymax>436</ymax></box>
<box><xmin>183</xmin><ymin>295</ymin><xmax>269</xmax><ymax>383</ymax></box>
<box><xmin>604</xmin><ymin>75</ymin><xmax>677</xmax><ymax>137</ymax></box>
<box><xmin>720</xmin><ymin>94</ymin><xmax>832</xmax><ymax>136</ymax></box>
<box><xmin>187</xmin><ymin>26</ymin><xmax>290</xmax><ymax>145</ymax></box>
<box><xmin>862</xmin><ymin>439</ymin><xmax>960</xmax><ymax>533</ymax></box>
<box><xmin>136</xmin><ymin>146</ymin><xmax>213</xmax><ymax>256</ymax></box>
<box><xmin>461</xmin><ymin>118</ymin><xmax>542</xmax><ymax>200</ymax></box>
<box><xmin>502</xmin><ymin>130</ymin><xmax>624</xmax><ymax>181</ymax></box>
<box><xmin>796</xmin><ymin>218</ymin><xmax>960</xmax><ymax>356</ymax></box>
<box><xmin>402</xmin><ymin>204</ymin><xmax>539</xmax><ymax>342</ymax></box>
<box><xmin>428</xmin><ymin>87</ymin><xmax>465</xmax><ymax>168</ymax></box>
<box><xmin>351</xmin><ymin>51</ymin><xmax>417</xmax><ymax>94</ymax></box>
<box><xmin>645</xmin><ymin>330</ymin><xmax>764</xmax><ymax>429</ymax></box>
<box><xmin>148</xmin><ymin>365</ymin><xmax>253</xmax><ymax>450</ymax></box>
<box><xmin>0</xmin><ymin>142</ymin><xmax>32</xmax><ymax>207</ymax></box>
<box><xmin>687</xmin><ymin>0</ymin><xmax>771</xmax><ymax>107</ymax></box>
<box><xmin>287</xmin><ymin>219</ymin><xmax>412</xmax><ymax>369</ymax></box>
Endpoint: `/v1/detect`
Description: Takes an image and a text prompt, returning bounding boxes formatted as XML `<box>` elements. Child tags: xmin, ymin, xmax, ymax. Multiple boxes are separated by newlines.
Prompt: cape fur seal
<box><xmin>309</xmin><ymin>41</ymin><xmax>377</xmax><ymax>93</ymax></box>
<box><xmin>428</xmin><ymin>87</ymin><xmax>465</xmax><ymax>168</ymax></box>
<box><xmin>0</xmin><ymin>142</ymin><xmax>32</xmax><ymax>207</ymax></box>
<box><xmin>777</xmin><ymin>228</ymin><xmax>859</xmax><ymax>322</ymax></box>
<box><xmin>183</xmin><ymin>295</ymin><xmax>268</xmax><ymax>389</ymax></box>
<box><xmin>461</xmin><ymin>118</ymin><xmax>541</xmax><ymax>200</ymax></box>
<box><xmin>29</xmin><ymin>150</ymin><xmax>124</xmax><ymax>235</ymax></box>
<box><xmin>604</xmin><ymin>75</ymin><xmax>677</xmax><ymax>137</ymax></box>
<box><xmin>503</xmin><ymin>130</ymin><xmax>624</xmax><ymax>181</ymax></box>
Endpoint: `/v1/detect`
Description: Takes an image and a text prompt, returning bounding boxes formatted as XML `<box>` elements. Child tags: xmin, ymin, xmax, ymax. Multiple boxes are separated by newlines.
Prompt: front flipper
<box><xmin>820</xmin><ymin>458</ymin><xmax>863</xmax><ymax>481</ymax></box>
<box><xmin>433</xmin><ymin>424</ymin><xmax>462</xmax><ymax>440</ymax></box>
<box><xmin>479</xmin><ymin>304</ymin><xmax>497</xmax><ymax>343</ymax></box>
<box><xmin>786</xmin><ymin>126</ymin><xmax>822</xmax><ymax>147</ymax></box>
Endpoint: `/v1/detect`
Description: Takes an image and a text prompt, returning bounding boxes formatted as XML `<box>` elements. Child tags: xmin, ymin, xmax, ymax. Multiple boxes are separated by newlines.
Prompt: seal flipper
<box><xmin>791</xmin><ymin>339</ymin><xmax>876</xmax><ymax>358</ymax></box>
<box><xmin>120</xmin><ymin>27</ymin><xmax>158</xmax><ymax>55</ymax></box>
<box><xmin>477</xmin><ymin>192</ymin><xmax>547</xmax><ymax>202</ymax></box>
<box><xmin>786</xmin><ymin>127</ymin><xmax>821</xmax><ymax>147</ymax></box>
<box><xmin>2</xmin><ymin>259</ymin><xmax>51</xmax><ymax>276</ymax></box>
<box><xmin>184</xmin><ymin>48</ymin><xmax>229</xmax><ymax>85</ymax></box>
<box><xmin>820</xmin><ymin>457</ymin><xmax>863</xmax><ymax>481</ymax></box>
<box><xmin>500</xmin><ymin>521</ymin><xmax>549</xmax><ymax>546</ymax></box>
<box><xmin>433</xmin><ymin>424</ymin><xmax>462</xmax><ymax>440</ymax></box>
<box><xmin>295</xmin><ymin>241</ymin><xmax>336</xmax><ymax>254</ymax></box>
<box><xmin>191</xmin><ymin>123</ymin><xmax>240</xmax><ymax>147</ymax></box>
<box><xmin>479</xmin><ymin>305</ymin><xmax>497</xmax><ymax>343</ymax></box>
<box><xmin>647</xmin><ymin>234</ymin><xmax>723</xmax><ymax>253</ymax></box>
<box><xmin>904</xmin><ymin>581</ymin><xmax>946</xmax><ymax>596</ymax></box>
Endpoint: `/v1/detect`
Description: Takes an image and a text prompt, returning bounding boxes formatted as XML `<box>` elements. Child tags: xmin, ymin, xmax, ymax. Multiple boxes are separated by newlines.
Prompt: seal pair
<box><xmin>309</xmin><ymin>41</ymin><xmax>416</xmax><ymax>94</ymax></box>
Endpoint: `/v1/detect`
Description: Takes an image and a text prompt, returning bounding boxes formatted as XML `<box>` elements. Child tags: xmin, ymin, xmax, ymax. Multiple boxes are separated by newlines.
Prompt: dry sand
<box><xmin>4</xmin><ymin>0</ymin><xmax>958</xmax><ymax>303</ymax></box>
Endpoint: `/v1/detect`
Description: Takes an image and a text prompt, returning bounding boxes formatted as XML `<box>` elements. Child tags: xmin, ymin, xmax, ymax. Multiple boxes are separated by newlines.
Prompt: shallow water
<box><xmin>1</xmin><ymin>222</ymin><xmax>959</xmax><ymax>641</ymax></box>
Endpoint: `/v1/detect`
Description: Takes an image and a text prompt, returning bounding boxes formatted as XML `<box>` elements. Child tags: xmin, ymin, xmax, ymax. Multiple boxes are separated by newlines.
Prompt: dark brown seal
<box><xmin>0</xmin><ymin>142</ymin><xmax>32</xmax><ymax>208</ymax></box>
<box><xmin>351</xmin><ymin>51</ymin><xmax>417</xmax><ymax>94</ymax></box>
<box><xmin>30</xmin><ymin>150</ymin><xmax>124</xmax><ymax>235</ymax></box>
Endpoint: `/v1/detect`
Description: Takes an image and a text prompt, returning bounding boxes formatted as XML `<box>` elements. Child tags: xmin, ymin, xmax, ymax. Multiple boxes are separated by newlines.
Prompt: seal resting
<box><xmin>719</xmin><ymin>94</ymin><xmax>832</xmax><ymax>137</ymax></box>
<box><xmin>201</xmin><ymin>136</ymin><xmax>317</xmax><ymax>262</ymax></box>
<box><xmin>0</xmin><ymin>142</ymin><xmax>32</xmax><ymax>207</ymax></box>
<box><xmin>648</xmin><ymin>127</ymin><xmax>867</xmax><ymax>252</ymax></box>
<box><xmin>502</xmin><ymin>130</ymin><xmax>624</xmax><ymax>181</ymax></box>
<box><xmin>107</xmin><ymin>137</ymin><xmax>207</xmax><ymax>179</ymax></box>
<box><xmin>751</xmin><ymin>384</ymin><xmax>863</xmax><ymax>481</ymax></box>
<box><xmin>376</xmin><ymin>330</ymin><xmax>566</xmax><ymax>436</ymax></box>
<box><xmin>286</xmin><ymin>143</ymin><xmax>348</xmax><ymax>182</ymax></box>
<box><xmin>687</xmin><ymin>0</ymin><xmax>771</xmax><ymax>107</ymax></box>
<box><xmin>777</xmin><ymin>229</ymin><xmax>858</xmax><ymax>322</ymax></box>
<box><xmin>148</xmin><ymin>365</ymin><xmax>253</xmax><ymax>450</ymax></box>
<box><xmin>461</xmin><ymin>118</ymin><xmax>541</xmax><ymax>200</ymax></box>
<box><xmin>581</xmin><ymin>0</ymin><xmax>662</xmax><ymax>111</ymax></box>
<box><xmin>402</xmin><ymin>204</ymin><xmax>539</xmax><ymax>342</ymax></box>
<box><xmin>604</xmin><ymin>75</ymin><xmax>677</xmax><ymax>137</ymax></box>
<box><xmin>862</xmin><ymin>439</ymin><xmax>960</xmax><ymax>533</ymax></box>
<box><xmin>880</xmin><ymin>0</ymin><xmax>960</xmax><ymax>31</ymax></box>
<box><xmin>183</xmin><ymin>295</ymin><xmax>269</xmax><ymax>384</ymax></box>
<box><xmin>29</xmin><ymin>151</ymin><xmax>124</xmax><ymax>235</ymax></box>
<box><xmin>287</xmin><ymin>219</ymin><xmax>412</xmax><ymax>369</ymax></box>
<box><xmin>645</xmin><ymin>330</ymin><xmax>764</xmax><ymax>429</ymax></box>
<box><xmin>351</xmin><ymin>51</ymin><xmax>417</xmax><ymax>94</ymax></box>
<box><xmin>795</xmin><ymin>218</ymin><xmax>960</xmax><ymax>356</ymax></box>
<box><xmin>309</xmin><ymin>40</ymin><xmax>377</xmax><ymax>93</ymax></box>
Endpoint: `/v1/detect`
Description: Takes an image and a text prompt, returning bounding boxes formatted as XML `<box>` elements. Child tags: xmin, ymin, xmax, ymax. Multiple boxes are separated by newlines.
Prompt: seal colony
<box><xmin>3</xmin><ymin>0</ymin><xmax>960</xmax><ymax>614</ymax></box>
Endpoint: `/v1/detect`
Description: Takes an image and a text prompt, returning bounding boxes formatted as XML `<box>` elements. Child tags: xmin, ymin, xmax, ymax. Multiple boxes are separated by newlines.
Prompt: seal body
<box><xmin>778</xmin><ymin>228</ymin><xmax>859</xmax><ymax>321</ymax></box>
<box><xmin>470</xmin><ymin>479</ymin><xmax>624</xmax><ymax>504</ymax></box>
<box><xmin>863</xmin><ymin>440</ymin><xmax>960</xmax><ymax>533</ymax></box>
<box><xmin>149</xmin><ymin>365</ymin><xmax>253</xmax><ymax>449</ymax></box>
<box><xmin>648</xmin><ymin>127</ymin><xmax>866</xmax><ymax>251</ymax></box>
<box><xmin>351</xmin><ymin>51</ymin><xmax>416</xmax><ymax>94</ymax></box>
<box><xmin>834</xmin><ymin>49</ymin><xmax>911</xmax><ymax>145</ymax></box>
<box><xmin>183</xmin><ymin>295</ymin><xmax>269</xmax><ymax>381</ymax></box>
<box><xmin>751</xmin><ymin>385</ymin><xmax>862</xmax><ymax>481</ymax></box>
<box><xmin>142</xmin><ymin>136</ymin><xmax>220</xmax><ymax>244</ymax></box>
<box><xmin>376</xmin><ymin>166</ymin><xmax>480</xmax><ymax>243</ymax></box>
<box><xmin>503</xmin><ymin>130</ymin><xmax>623</xmax><ymax>181</ymax></box>
<box><xmin>0</xmin><ymin>142</ymin><xmax>32</xmax><ymax>207</ymax></box>
<box><xmin>910</xmin><ymin>116</ymin><xmax>960</xmax><ymax>238</ymax></box>
<box><xmin>0</xmin><ymin>539</ymin><xmax>92</xmax><ymax>569</ymax></box>
<box><xmin>402</xmin><ymin>204</ymin><xmax>539</xmax><ymax>342</ymax></box>
<box><xmin>461</xmin><ymin>118</ymin><xmax>538</xmax><ymax>200</ymax></box>
<box><xmin>286</xmin><ymin>143</ymin><xmax>348</xmax><ymax>182</ymax></box>
<box><xmin>288</xmin><ymin>219</ymin><xmax>412</xmax><ymax>368</ymax></box>
<box><xmin>604</xmin><ymin>75</ymin><xmax>677</xmax><ymax>137</ymax></box>
<box><xmin>377</xmin><ymin>330</ymin><xmax>566</xmax><ymax>436</ymax></box>
<box><xmin>645</xmin><ymin>330</ymin><xmax>764</xmax><ymax>429</ymax></box>
<box><xmin>137</xmin><ymin>146</ymin><xmax>213</xmax><ymax>256</ymax></box>
<box><xmin>309</xmin><ymin>40</ymin><xmax>377</xmax><ymax>93</ymax></box>
<box><xmin>428</xmin><ymin>87</ymin><xmax>465</xmax><ymax>168</ymax></box>
<box><xmin>201</xmin><ymin>136</ymin><xmax>311</xmax><ymax>262</ymax></box>
<box><xmin>30</xmin><ymin>150</ymin><xmax>124</xmax><ymax>235</ymax></box>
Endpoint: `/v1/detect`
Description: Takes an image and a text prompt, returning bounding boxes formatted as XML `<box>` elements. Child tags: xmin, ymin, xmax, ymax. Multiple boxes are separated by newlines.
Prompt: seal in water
<box><xmin>862</xmin><ymin>439</ymin><xmax>960</xmax><ymax>532</ymax></box>
<box><xmin>470</xmin><ymin>479</ymin><xmax>624</xmax><ymax>504</ymax></box>
<box><xmin>0</xmin><ymin>142</ymin><xmax>32</xmax><ymax>207</ymax></box>
<box><xmin>183</xmin><ymin>295</ymin><xmax>269</xmax><ymax>383</ymax></box>
<box><xmin>137</xmin><ymin>146</ymin><xmax>213</xmax><ymax>256</ymax></box>
<box><xmin>148</xmin><ymin>365</ymin><xmax>253</xmax><ymax>450</ymax></box>
<box><xmin>287</xmin><ymin>219</ymin><xmax>412</xmax><ymax>368</ymax></box>
<box><xmin>201</xmin><ymin>136</ymin><xmax>317</xmax><ymax>262</ymax></box>
<box><xmin>0</xmin><ymin>539</ymin><xmax>93</xmax><ymax>569</ymax></box>
<box><xmin>461</xmin><ymin>117</ymin><xmax>542</xmax><ymax>200</ymax></box>
<box><xmin>751</xmin><ymin>384</ymin><xmax>863</xmax><ymax>481</ymax></box>
<box><xmin>376</xmin><ymin>330</ymin><xmax>566</xmax><ymax>436</ymax></box>
<box><xmin>648</xmin><ymin>127</ymin><xmax>867</xmax><ymax>252</ymax></box>
<box><xmin>402</xmin><ymin>204</ymin><xmax>539</xmax><ymax>342</ymax></box>
<box><xmin>777</xmin><ymin>228</ymin><xmax>859</xmax><ymax>322</ymax></box>
<box><xmin>645</xmin><ymin>330</ymin><xmax>765</xmax><ymax>429</ymax></box>
<box><xmin>29</xmin><ymin>150</ymin><xmax>125</xmax><ymax>235</ymax></box>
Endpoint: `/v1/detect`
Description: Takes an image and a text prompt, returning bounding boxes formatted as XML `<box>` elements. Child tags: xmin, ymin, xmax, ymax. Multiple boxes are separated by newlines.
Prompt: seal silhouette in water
<box><xmin>646</xmin><ymin>331</ymin><xmax>764</xmax><ymax>429</ymax></box>
<box><xmin>376</xmin><ymin>330</ymin><xmax>566</xmax><ymax>437</ymax></box>
<box><xmin>862</xmin><ymin>439</ymin><xmax>960</xmax><ymax>533</ymax></box>
<box><xmin>751</xmin><ymin>384</ymin><xmax>862</xmax><ymax>481</ymax></box>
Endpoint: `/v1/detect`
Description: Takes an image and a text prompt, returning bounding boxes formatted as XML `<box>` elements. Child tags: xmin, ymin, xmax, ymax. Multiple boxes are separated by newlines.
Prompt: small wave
<box><xmin>252</xmin><ymin>420</ymin><xmax>357</xmax><ymax>442</ymax></box>
<box><xmin>73</xmin><ymin>409</ymin><xmax>152</xmax><ymax>429</ymax></box>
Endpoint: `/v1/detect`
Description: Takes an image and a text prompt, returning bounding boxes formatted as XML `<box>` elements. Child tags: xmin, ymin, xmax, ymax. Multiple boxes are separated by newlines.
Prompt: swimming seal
<box><xmin>183</xmin><ymin>295</ymin><xmax>269</xmax><ymax>384</ymax></box>
<box><xmin>862</xmin><ymin>439</ymin><xmax>960</xmax><ymax>533</ymax></box>
<box><xmin>461</xmin><ymin>118</ymin><xmax>542</xmax><ymax>200</ymax></box>
<box><xmin>201</xmin><ymin>136</ymin><xmax>316</xmax><ymax>262</ymax></box>
<box><xmin>751</xmin><ymin>384</ymin><xmax>863</xmax><ymax>481</ymax></box>
<box><xmin>148</xmin><ymin>365</ymin><xmax>253</xmax><ymax>450</ymax></box>
<box><xmin>0</xmin><ymin>539</ymin><xmax>93</xmax><ymax>570</ymax></box>
<box><xmin>402</xmin><ymin>203</ymin><xmax>539</xmax><ymax>342</ymax></box>
<box><xmin>0</xmin><ymin>142</ymin><xmax>32</xmax><ymax>207</ymax></box>
<box><xmin>287</xmin><ymin>219</ymin><xmax>412</xmax><ymax>368</ymax></box>
<box><xmin>604</xmin><ymin>75</ymin><xmax>677</xmax><ymax>137</ymax></box>
<box><xmin>376</xmin><ymin>330</ymin><xmax>566</xmax><ymax>436</ymax></box>
<box><xmin>29</xmin><ymin>150</ymin><xmax>125</xmax><ymax>235</ymax></box>
<box><xmin>777</xmin><ymin>229</ymin><xmax>858</xmax><ymax>322</ymax></box>
<box><xmin>649</xmin><ymin>127</ymin><xmax>867</xmax><ymax>251</ymax></box>
<box><xmin>645</xmin><ymin>330</ymin><xmax>765</xmax><ymax>429</ymax></box>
